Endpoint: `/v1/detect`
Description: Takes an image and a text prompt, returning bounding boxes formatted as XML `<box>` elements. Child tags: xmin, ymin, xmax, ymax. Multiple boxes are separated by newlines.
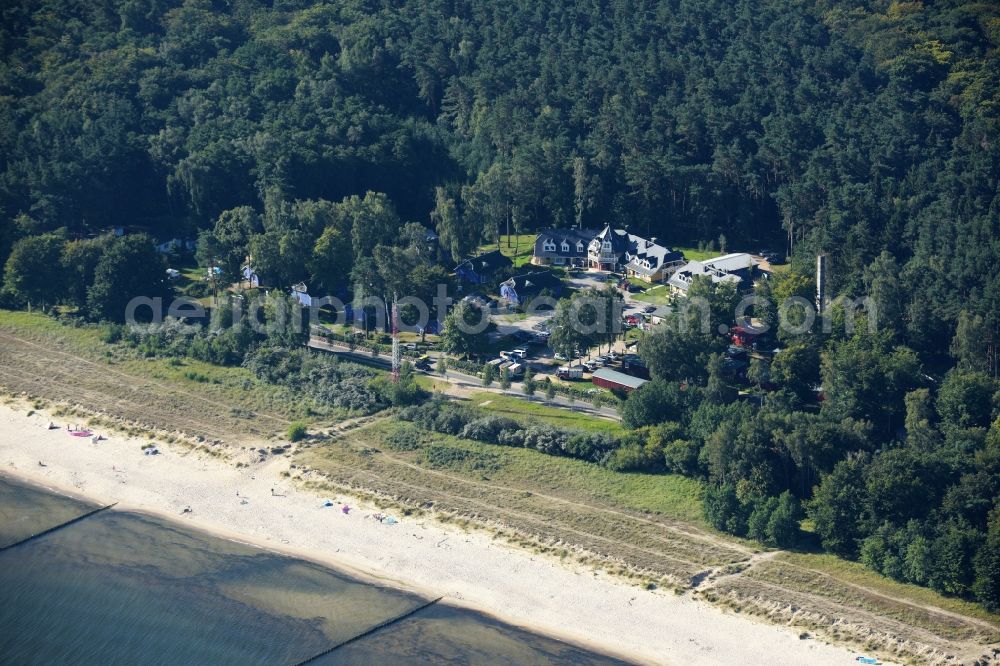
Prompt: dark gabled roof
<box><xmin>624</xmin><ymin>235</ymin><xmax>685</xmax><ymax>275</ymax></box>
<box><xmin>455</xmin><ymin>250</ymin><xmax>513</xmax><ymax>275</ymax></box>
<box><xmin>503</xmin><ymin>269</ymin><xmax>563</xmax><ymax>294</ymax></box>
<box><xmin>533</xmin><ymin>228</ymin><xmax>597</xmax><ymax>258</ymax></box>
<box><xmin>591</xmin><ymin>225</ymin><xmax>631</xmax><ymax>254</ymax></box>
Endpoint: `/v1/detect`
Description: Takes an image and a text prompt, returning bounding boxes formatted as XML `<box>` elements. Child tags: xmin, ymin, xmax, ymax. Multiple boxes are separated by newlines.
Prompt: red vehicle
<box><xmin>730</xmin><ymin>324</ymin><xmax>765</xmax><ymax>348</ymax></box>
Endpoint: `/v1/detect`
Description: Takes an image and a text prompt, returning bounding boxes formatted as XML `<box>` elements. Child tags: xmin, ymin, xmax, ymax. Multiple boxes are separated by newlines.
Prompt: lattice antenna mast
<box><xmin>391</xmin><ymin>293</ymin><xmax>401</xmax><ymax>383</ymax></box>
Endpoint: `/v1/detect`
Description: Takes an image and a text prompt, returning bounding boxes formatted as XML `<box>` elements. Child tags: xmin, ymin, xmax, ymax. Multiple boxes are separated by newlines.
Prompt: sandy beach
<box><xmin>0</xmin><ymin>401</ymin><xmax>862</xmax><ymax>666</ymax></box>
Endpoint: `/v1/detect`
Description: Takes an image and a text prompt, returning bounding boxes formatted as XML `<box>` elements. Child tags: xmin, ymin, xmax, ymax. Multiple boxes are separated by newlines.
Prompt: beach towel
<box><xmin>69</xmin><ymin>430</ymin><xmax>92</xmax><ymax>437</ymax></box>
<box><xmin>341</xmin><ymin>505</ymin><xmax>350</xmax><ymax>514</ymax></box>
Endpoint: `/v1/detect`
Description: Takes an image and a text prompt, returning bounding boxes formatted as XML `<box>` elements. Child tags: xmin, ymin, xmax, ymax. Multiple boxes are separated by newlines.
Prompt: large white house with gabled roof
<box><xmin>532</xmin><ymin>225</ymin><xmax>685</xmax><ymax>282</ymax></box>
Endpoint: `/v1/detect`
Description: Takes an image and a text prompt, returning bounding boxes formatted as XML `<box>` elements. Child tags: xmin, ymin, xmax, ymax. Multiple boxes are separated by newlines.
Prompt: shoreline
<box><xmin>0</xmin><ymin>400</ymin><xmax>861</xmax><ymax>665</ymax></box>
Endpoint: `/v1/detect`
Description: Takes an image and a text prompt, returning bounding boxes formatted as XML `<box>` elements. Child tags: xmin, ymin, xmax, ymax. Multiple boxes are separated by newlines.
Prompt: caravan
<box><xmin>557</xmin><ymin>366</ymin><xmax>583</xmax><ymax>380</ymax></box>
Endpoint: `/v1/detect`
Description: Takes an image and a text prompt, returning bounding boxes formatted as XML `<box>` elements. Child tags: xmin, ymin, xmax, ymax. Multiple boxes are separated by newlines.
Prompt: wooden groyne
<box><xmin>294</xmin><ymin>595</ymin><xmax>443</xmax><ymax>665</ymax></box>
<box><xmin>0</xmin><ymin>502</ymin><xmax>118</xmax><ymax>552</ymax></box>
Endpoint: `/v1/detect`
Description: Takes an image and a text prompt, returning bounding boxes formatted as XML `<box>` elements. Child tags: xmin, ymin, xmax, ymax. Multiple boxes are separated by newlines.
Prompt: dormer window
<box><xmin>561</xmin><ymin>241</ymin><xmax>570</xmax><ymax>253</ymax></box>
<box><xmin>543</xmin><ymin>239</ymin><xmax>556</xmax><ymax>252</ymax></box>
<box><xmin>603</xmin><ymin>241</ymin><xmax>611</xmax><ymax>250</ymax></box>
<box><xmin>576</xmin><ymin>241</ymin><xmax>584</xmax><ymax>252</ymax></box>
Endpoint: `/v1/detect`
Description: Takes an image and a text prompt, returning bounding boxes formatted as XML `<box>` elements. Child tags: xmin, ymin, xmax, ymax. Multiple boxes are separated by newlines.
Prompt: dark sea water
<box><xmin>0</xmin><ymin>475</ymin><xmax>627</xmax><ymax>665</ymax></box>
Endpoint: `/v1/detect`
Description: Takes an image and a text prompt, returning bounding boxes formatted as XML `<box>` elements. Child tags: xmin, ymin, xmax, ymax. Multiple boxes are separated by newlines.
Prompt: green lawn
<box><xmin>631</xmin><ymin>284</ymin><xmax>672</xmax><ymax>305</ymax></box>
<box><xmin>362</xmin><ymin>420</ymin><xmax>705</xmax><ymax>524</ymax></box>
<box><xmin>0</xmin><ymin>309</ymin><xmax>107</xmax><ymax>348</ymax></box>
<box><xmin>467</xmin><ymin>390</ymin><xmax>623</xmax><ymax>434</ymax></box>
<box><xmin>478</xmin><ymin>234</ymin><xmax>537</xmax><ymax>268</ymax></box>
<box><xmin>674</xmin><ymin>246</ymin><xmax>718</xmax><ymax>262</ymax></box>
<box><xmin>414</xmin><ymin>375</ymin><xmax>450</xmax><ymax>392</ymax></box>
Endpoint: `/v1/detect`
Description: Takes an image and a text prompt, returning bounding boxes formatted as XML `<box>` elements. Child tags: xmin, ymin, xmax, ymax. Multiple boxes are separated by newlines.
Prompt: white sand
<box><xmin>0</xmin><ymin>402</ymin><xmax>861</xmax><ymax>665</ymax></box>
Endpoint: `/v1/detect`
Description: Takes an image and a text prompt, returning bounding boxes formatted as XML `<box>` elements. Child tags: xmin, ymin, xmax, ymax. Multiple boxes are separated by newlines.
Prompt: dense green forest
<box><xmin>1</xmin><ymin>1</ymin><xmax>998</xmax><ymax>318</ymax></box>
<box><xmin>2</xmin><ymin>0</ymin><xmax>1000</xmax><ymax>610</ymax></box>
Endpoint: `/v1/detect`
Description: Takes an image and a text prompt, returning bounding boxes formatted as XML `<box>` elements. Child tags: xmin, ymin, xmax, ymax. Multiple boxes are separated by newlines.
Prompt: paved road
<box><xmin>307</xmin><ymin>337</ymin><xmax>621</xmax><ymax>422</ymax></box>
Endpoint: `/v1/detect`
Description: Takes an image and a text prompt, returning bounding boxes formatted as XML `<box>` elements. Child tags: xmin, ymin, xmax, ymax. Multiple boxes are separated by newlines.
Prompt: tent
<box><xmin>500</xmin><ymin>281</ymin><xmax>520</xmax><ymax>305</ymax></box>
<box><xmin>290</xmin><ymin>282</ymin><xmax>312</xmax><ymax>307</ymax></box>
<box><xmin>241</xmin><ymin>265</ymin><xmax>260</xmax><ymax>288</ymax></box>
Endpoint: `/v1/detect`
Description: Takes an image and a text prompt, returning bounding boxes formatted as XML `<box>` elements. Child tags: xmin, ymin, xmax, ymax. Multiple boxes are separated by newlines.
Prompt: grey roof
<box><xmin>650</xmin><ymin>305</ymin><xmax>672</xmax><ymax>319</ymax></box>
<box><xmin>592</xmin><ymin>367</ymin><xmax>648</xmax><ymax>389</ymax></box>
<box><xmin>667</xmin><ymin>253</ymin><xmax>760</xmax><ymax>292</ymax></box>
<box><xmin>703</xmin><ymin>253</ymin><xmax>759</xmax><ymax>273</ymax></box>
<box><xmin>668</xmin><ymin>260</ymin><xmax>743</xmax><ymax>292</ymax></box>
<box><xmin>533</xmin><ymin>228</ymin><xmax>597</xmax><ymax>259</ymax></box>
<box><xmin>623</xmin><ymin>235</ymin><xmax>685</xmax><ymax>275</ymax></box>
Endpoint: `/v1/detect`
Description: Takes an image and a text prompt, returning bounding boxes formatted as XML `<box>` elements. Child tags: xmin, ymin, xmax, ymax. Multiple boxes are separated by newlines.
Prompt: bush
<box><xmin>460</xmin><ymin>415</ymin><xmax>520</xmax><ymax>442</ymax></box>
<box><xmin>383</xmin><ymin>423</ymin><xmax>426</xmax><ymax>451</ymax></box>
<box><xmin>397</xmin><ymin>400</ymin><xmax>624</xmax><ymax>466</ymax></box>
<box><xmin>747</xmin><ymin>496</ymin><xmax>779</xmax><ymax>543</ymax></box>
<box><xmin>767</xmin><ymin>492</ymin><xmax>803</xmax><ymax>548</ymax></box>
<box><xmin>423</xmin><ymin>445</ymin><xmax>500</xmax><ymax>472</ymax></box>
<box><xmin>662</xmin><ymin>438</ymin><xmax>701</xmax><ymax>475</ymax></box>
<box><xmin>605</xmin><ymin>441</ymin><xmax>663</xmax><ymax>472</ymax></box>
<box><xmin>562</xmin><ymin>432</ymin><xmax>616</xmax><ymax>463</ymax></box>
<box><xmin>704</xmin><ymin>483</ymin><xmax>748</xmax><ymax>536</ymax></box>
<box><xmin>521</xmin><ymin>423</ymin><xmax>566</xmax><ymax>455</ymax></box>
<box><xmin>332</xmin><ymin>377</ymin><xmax>386</xmax><ymax>413</ymax></box>
<box><xmin>101</xmin><ymin>324</ymin><xmax>124</xmax><ymax>343</ymax></box>
<box><xmin>286</xmin><ymin>422</ymin><xmax>307</xmax><ymax>442</ymax></box>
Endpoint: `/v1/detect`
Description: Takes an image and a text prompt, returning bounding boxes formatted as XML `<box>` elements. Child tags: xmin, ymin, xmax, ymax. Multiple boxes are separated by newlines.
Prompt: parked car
<box><xmin>506</xmin><ymin>362</ymin><xmax>525</xmax><ymax>377</ymax></box>
<box><xmin>557</xmin><ymin>366</ymin><xmax>584</xmax><ymax>380</ymax></box>
<box><xmin>404</xmin><ymin>342</ymin><xmax>418</xmax><ymax>350</ymax></box>
<box><xmin>760</xmin><ymin>249</ymin><xmax>784</xmax><ymax>264</ymax></box>
<box><xmin>511</xmin><ymin>348</ymin><xmax>528</xmax><ymax>359</ymax></box>
<box><xmin>499</xmin><ymin>350</ymin><xmax>516</xmax><ymax>360</ymax></box>
<box><xmin>581</xmin><ymin>362</ymin><xmax>597</xmax><ymax>373</ymax></box>
<box><xmin>643</xmin><ymin>305</ymin><xmax>657</xmax><ymax>313</ymax></box>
